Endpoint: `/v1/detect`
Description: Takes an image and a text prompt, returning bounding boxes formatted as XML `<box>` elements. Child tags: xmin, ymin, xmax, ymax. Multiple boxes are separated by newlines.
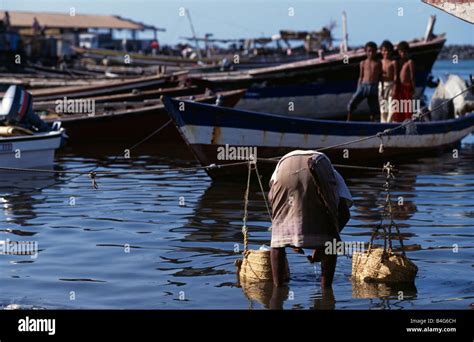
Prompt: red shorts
<box><xmin>392</xmin><ymin>83</ymin><xmax>414</xmax><ymax>122</ymax></box>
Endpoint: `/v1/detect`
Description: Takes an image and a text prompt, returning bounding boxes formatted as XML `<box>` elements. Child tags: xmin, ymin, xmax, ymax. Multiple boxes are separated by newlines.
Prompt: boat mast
<box><xmin>424</xmin><ymin>15</ymin><xmax>436</xmax><ymax>42</ymax></box>
<box><xmin>341</xmin><ymin>11</ymin><xmax>348</xmax><ymax>53</ymax></box>
<box><xmin>185</xmin><ymin>8</ymin><xmax>203</xmax><ymax>61</ymax></box>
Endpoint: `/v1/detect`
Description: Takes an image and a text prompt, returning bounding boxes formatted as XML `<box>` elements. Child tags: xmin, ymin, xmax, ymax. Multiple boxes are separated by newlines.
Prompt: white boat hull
<box><xmin>180</xmin><ymin>124</ymin><xmax>473</xmax><ymax>151</ymax></box>
<box><xmin>0</xmin><ymin>131</ymin><xmax>63</xmax><ymax>168</ymax></box>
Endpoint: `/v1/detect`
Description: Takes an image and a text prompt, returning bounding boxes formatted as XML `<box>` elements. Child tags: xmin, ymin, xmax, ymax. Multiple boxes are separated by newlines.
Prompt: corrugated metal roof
<box><xmin>0</xmin><ymin>10</ymin><xmax>158</xmax><ymax>30</ymax></box>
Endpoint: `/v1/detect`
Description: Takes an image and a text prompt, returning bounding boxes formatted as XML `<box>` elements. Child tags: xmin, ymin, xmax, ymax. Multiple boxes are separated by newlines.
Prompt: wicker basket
<box><xmin>352</xmin><ymin>247</ymin><xmax>418</xmax><ymax>283</ymax></box>
<box><xmin>236</xmin><ymin>249</ymin><xmax>289</xmax><ymax>283</ymax></box>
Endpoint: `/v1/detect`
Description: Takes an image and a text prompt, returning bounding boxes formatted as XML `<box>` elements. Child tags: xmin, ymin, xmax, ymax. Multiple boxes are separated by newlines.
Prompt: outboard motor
<box><xmin>0</xmin><ymin>85</ymin><xmax>51</xmax><ymax>132</ymax></box>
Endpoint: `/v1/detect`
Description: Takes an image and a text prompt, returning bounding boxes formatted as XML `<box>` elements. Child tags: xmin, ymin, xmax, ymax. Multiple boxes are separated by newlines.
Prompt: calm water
<box><xmin>0</xmin><ymin>62</ymin><xmax>473</xmax><ymax>310</ymax></box>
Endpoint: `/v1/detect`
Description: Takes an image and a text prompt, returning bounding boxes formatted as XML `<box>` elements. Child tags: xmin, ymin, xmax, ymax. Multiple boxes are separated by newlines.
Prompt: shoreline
<box><xmin>438</xmin><ymin>44</ymin><xmax>474</xmax><ymax>60</ymax></box>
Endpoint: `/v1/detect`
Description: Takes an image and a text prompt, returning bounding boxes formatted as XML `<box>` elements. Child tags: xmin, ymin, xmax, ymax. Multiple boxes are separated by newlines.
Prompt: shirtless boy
<box><xmin>347</xmin><ymin>41</ymin><xmax>382</xmax><ymax>121</ymax></box>
<box><xmin>378</xmin><ymin>40</ymin><xmax>396</xmax><ymax>123</ymax></box>
<box><xmin>392</xmin><ymin>41</ymin><xmax>415</xmax><ymax>122</ymax></box>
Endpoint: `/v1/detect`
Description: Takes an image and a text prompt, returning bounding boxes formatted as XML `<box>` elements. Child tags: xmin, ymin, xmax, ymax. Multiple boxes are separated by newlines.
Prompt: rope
<box><xmin>0</xmin><ymin>160</ymin><xmax>386</xmax><ymax>176</ymax></box>
<box><xmin>253</xmin><ymin>160</ymin><xmax>272</xmax><ymax>221</ymax></box>
<box><xmin>2</xmin><ymin>81</ymin><xmax>471</xmax><ymax>176</ymax></box>
<box><xmin>125</xmin><ymin>119</ymin><xmax>172</xmax><ymax>152</ymax></box>
<box><xmin>242</xmin><ymin>161</ymin><xmax>252</xmax><ymax>254</ymax></box>
<box><xmin>368</xmin><ymin>162</ymin><xmax>406</xmax><ymax>256</ymax></box>
<box><xmin>258</xmin><ymin>157</ymin><xmax>395</xmax><ymax>172</ymax></box>
<box><xmin>332</xmin><ymin>164</ymin><xmax>394</xmax><ymax>171</ymax></box>
<box><xmin>0</xmin><ymin>119</ymin><xmax>227</xmax><ymax>195</ymax></box>
<box><xmin>41</xmin><ymin>119</ymin><xmax>173</xmax><ymax>191</ymax></box>
<box><xmin>0</xmin><ymin>117</ymin><xmax>242</xmax><ymax>182</ymax></box>
<box><xmin>0</xmin><ymin>160</ymin><xmax>249</xmax><ymax>176</ymax></box>
<box><xmin>3</xmin><ymin>79</ymin><xmax>470</xmax><ymax>241</ymax></box>
<box><xmin>244</xmin><ymin>87</ymin><xmax>473</xmax><ymax>242</ymax></box>
<box><xmin>263</xmin><ymin>85</ymin><xmax>474</xmax><ymax>161</ymax></box>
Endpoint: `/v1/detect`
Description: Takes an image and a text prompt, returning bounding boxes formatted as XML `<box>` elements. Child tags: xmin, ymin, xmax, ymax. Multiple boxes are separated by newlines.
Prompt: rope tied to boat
<box><xmin>242</xmin><ymin>160</ymin><xmax>252</xmax><ymax>255</ymax></box>
<box><xmin>260</xmin><ymin>85</ymin><xmax>474</xmax><ymax>160</ymax></box>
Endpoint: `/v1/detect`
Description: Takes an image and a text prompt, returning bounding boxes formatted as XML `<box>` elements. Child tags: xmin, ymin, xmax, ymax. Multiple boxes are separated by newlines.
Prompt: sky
<box><xmin>1</xmin><ymin>0</ymin><xmax>472</xmax><ymax>46</ymax></box>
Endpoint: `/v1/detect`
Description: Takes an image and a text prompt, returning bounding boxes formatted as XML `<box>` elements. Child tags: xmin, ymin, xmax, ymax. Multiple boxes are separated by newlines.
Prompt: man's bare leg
<box><xmin>320</xmin><ymin>252</ymin><xmax>337</xmax><ymax>288</ymax></box>
<box><xmin>271</xmin><ymin>247</ymin><xmax>287</xmax><ymax>287</ymax></box>
<box><xmin>307</xmin><ymin>248</ymin><xmax>322</xmax><ymax>263</ymax></box>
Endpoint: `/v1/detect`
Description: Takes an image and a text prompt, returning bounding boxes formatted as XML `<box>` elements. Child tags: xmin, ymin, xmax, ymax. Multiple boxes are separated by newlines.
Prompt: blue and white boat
<box><xmin>163</xmin><ymin>97</ymin><xmax>474</xmax><ymax>179</ymax></box>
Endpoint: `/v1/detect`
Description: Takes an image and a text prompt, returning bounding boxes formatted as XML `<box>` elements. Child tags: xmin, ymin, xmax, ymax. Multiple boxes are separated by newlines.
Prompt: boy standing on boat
<box><xmin>347</xmin><ymin>41</ymin><xmax>382</xmax><ymax>121</ymax></box>
<box><xmin>378</xmin><ymin>40</ymin><xmax>397</xmax><ymax>123</ymax></box>
<box><xmin>391</xmin><ymin>41</ymin><xmax>416</xmax><ymax>122</ymax></box>
<box><xmin>269</xmin><ymin>150</ymin><xmax>352</xmax><ymax>288</ymax></box>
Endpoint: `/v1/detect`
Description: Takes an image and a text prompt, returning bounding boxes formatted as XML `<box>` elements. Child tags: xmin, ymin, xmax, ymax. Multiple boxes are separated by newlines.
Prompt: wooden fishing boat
<box><xmin>0</xmin><ymin>65</ymin><xmax>139</xmax><ymax>90</ymax></box>
<box><xmin>78</xmin><ymin>63</ymin><xmax>162</xmax><ymax>77</ymax></box>
<box><xmin>33</xmin><ymin>84</ymin><xmax>202</xmax><ymax>110</ymax></box>
<box><xmin>73</xmin><ymin>46</ymin><xmax>241</xmax><ymax>67</ymax></box>
<box><xmin>189</xmin><ymin>35</ymin><xmax>446</xmax><ymax>119</ymax></box>
<box><xmin>27</xmin><ymin>72</ymin><xmax>187</xmax><ymax>102</ymax></box>
<box><xmin>0</xmin><ymin>75</ymin><xmax>135</xmax><ymax>89</ymax></box>
<box><xmin>162</xmin><ymin>98</ymin><xmax>474</xmax><ymax>179</ymax></box>
<box><xmin>0</xmin><ymin>126</ymin><xmax>64</xmax><ymax>168</ymax></box>
<box><xmin>42</xmin><ymin>89</ymin><xmax>246</xmax><ymax>144</ymax></box>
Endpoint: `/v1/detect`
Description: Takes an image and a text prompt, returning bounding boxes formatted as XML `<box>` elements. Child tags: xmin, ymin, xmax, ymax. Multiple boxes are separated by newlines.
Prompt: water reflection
<box><xmin>0</xmin><ymin>172</ymin><xmax>59</xmax><ymax>226</ymax></box>
<box><xmin>238</xmin><ymin>280</ymin><xmax>289</xmax><ymax>310</ymax></box>
<box><xmin>354</xmin><ymin>280</ymin><xmax>418</xmax><ymax>310</ymax></box>
<box><xmin>0</xmin><ymin>135</ymin><xmax>472</xmax><ymax>309</ymax></box>
<box><xmin>184</xmin><ymin>136</ymin><xmax>473</xmax><ymax>308</ymax></box>
<box><xmin>352</xmin><ymin>281</ymin><xmax>417</xmax><ymax>299</ymax></box>
<box><xmin>311</xmin><ymin>287</ymin><xmax>336</xmax><ymax>310</ymax></box>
